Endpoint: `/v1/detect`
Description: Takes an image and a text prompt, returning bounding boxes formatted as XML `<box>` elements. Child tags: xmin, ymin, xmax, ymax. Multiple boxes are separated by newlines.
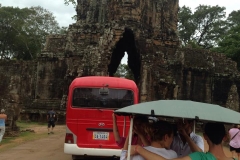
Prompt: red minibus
<box><xmin>64</xmin><ymin>76</ymin><xmax>138</xmax><ymax>159</ymax></box>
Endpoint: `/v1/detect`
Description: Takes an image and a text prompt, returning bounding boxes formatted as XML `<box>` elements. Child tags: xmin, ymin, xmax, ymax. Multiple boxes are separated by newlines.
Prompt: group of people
<box><xmin>113</xmin><ymin>113</ymin><xmax>238</xmax><ymax>160</ymax></box>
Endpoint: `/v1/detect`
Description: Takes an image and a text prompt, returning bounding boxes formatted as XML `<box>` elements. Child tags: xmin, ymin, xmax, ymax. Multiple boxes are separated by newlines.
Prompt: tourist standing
<box><xmin>0</xmin><ymin>109</ymin><xmax>7</xmax><ymax>145</ymax></box>
<box><xmin>229</xmin><ymin>124</ymin><xmax>240</xmax><ymax>159</ymax></box>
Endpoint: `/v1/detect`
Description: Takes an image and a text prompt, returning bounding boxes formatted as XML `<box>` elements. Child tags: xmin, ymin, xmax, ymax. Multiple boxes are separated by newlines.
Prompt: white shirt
<box><xmin>170</xmin><ymin>132</ymin><xmax>204</xmax><ymax>157</ymax></box>
<box><xmin>120</xmin><ymin>146</ymin><xmax>177</xmax><ymax>160</ymax></box>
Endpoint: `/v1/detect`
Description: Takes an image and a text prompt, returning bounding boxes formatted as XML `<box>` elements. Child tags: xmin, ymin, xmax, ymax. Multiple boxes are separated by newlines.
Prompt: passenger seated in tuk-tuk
<box><xmin>170</xmin><ymin>119</ymin><xmax>204</xmax><ymax>157</ymax></box>
<box><xmin>112</xmin><ymin>114</ymin><xmax>150</xmax><ymax>148</ymax></box>
<box><xmin>129</xmin><ymin>122</ymin><xmax>235</xmax><ymax>160</ymax></box>
<box><xmin>120</xmin><ymin>120</ymin><xmax>178</xmax><ymax>160</ymax></box>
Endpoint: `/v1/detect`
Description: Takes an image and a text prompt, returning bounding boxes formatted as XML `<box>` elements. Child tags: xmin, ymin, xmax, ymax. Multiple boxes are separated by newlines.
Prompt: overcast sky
<box><xmin>1</xmin><ymin>0</ymin><xmax>239</xmax><ymax>27</ymax></box>
<box><xmin>1</xmin><ymin>0</ymin><xmax>240</xmax><ymax>64</ymax></box>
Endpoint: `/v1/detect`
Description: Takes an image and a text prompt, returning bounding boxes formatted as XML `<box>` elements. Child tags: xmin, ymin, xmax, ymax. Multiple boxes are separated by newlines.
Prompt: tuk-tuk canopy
<box><xmin>114</xmin><ymin>100</ymin><xmax>240</xmax><ymax>124</ymax></box>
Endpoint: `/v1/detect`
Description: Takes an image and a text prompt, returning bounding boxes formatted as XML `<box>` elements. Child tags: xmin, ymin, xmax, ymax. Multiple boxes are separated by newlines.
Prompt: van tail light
<box><xmin>65</xmin><ymin>133</ymin><xmax>74</xmax><ymax>144</ymax></box>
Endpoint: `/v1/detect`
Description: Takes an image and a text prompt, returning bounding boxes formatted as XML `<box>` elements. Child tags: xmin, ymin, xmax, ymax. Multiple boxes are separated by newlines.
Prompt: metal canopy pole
<box><xmin>127</xmin><ymin>117</ymin><xmax>133</xmax><ymax>160</ymax></box>
<box><xmin>123</xmin><ymin>116</ymin><xmax>126</xmax><ymax>137</ymax></box>
<box><xmin>193</xmin><ymin>120</ymin><xmax>196</xmax><ymax>133</ymax></box>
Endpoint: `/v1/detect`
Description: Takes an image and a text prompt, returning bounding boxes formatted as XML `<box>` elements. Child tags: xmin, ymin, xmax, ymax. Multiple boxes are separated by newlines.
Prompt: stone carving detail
<box><xmin>226</xmin><ymin>84</ymin><xmax>239</xmax><ymax>111</ymax></box>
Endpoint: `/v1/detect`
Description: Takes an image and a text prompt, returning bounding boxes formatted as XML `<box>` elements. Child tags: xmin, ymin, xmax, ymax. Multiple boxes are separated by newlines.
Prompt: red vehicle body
<box><xmin>64</xmin><ymin>76</ymin><xmax>138</xmax><ymax>159</ymax></box>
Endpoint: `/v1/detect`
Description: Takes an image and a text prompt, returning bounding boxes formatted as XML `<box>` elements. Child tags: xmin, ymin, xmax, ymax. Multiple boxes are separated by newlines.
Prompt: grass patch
<box><xmin>16</xmin><ymin>121</ymin><xmax>46</xmax><ymax>128</ymax></box>
<box><xmin>0</xmin><ymin>121</ymin><xmax>48</xmax><ymax>152</ymax></box>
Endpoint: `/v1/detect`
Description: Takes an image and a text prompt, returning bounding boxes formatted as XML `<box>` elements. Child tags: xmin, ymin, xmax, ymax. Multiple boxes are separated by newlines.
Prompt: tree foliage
<box><xmin>179</xmin><ymin>5</ymin><xmax>240</xmax><ymax>70</ymax></box>
<box><xmin>212</xmin><ymin>10</ymin><xmax>240</xmax><ymax>70</ymax></box>
<box><xmin>64</xmin><ymin>0</ymin><xmax>77</xmax><ymax>7</ymax></box>
<box><xmin>227</xmin><ymin>10</ymin><xmax>240</xmax><ymax>26</ymax></box>
<box><xmin>178</xmin><ymin>6</ymin><xmax>196</xmax><ymax>47</ymax></box>
<box><xmin>0</xmin><ymin>6</ymin><xmax>61</xmax><ymax>60</ymax></box>
<box><xmin>178</xmin><ymin>5</ymin><xmax>228</xmax><ymax>49</ymax></box>
<box><xmin>114</xmin><ymin>64</ymin><xmax>134</xmax><ymax>80</ymax></box>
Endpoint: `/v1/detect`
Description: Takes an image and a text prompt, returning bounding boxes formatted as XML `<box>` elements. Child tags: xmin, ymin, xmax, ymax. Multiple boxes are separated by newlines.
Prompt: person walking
<box><xmin>0</xmin><ymin>109</ymin><xmax>7</xmax><ymax>145</ymax></box>
<box><xmin>47</xmin><ymin>108</ymin><xmax>56</xmax><ymax>134</ymax></box>
<box><xmin>229</xmin><ymin>124</ymin><xmax>240</xmax><ymax>159</ymax></box>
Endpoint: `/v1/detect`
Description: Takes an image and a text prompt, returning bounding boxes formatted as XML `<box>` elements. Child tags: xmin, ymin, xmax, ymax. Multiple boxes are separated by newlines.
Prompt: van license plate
<box><xmin>93</xmin><ymin>132</ymin><xmax>109</xmax><ymax>140</ymax></box>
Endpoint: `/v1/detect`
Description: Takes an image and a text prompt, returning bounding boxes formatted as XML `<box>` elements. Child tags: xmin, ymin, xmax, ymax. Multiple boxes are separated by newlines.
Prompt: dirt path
<box><xmin>0</xmin><ymin>125</ymin><xmax>71</xmax><ymax>160</ymax></box>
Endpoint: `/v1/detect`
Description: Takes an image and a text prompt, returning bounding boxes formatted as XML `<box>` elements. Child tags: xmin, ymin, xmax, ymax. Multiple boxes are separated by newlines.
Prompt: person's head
<box><xmin>233</xmin><ymin>124</ymin><xmax>240</xmax><ymax>128</ymax></box>
<box><xmin>176</xmin><ymin>119</ymin><xmax>194</xmax><ymax>134</ymax></box>
<box><xmin>1</xmin><ymin>109</ymin><xmax>5</xmax><ymax>113</ymax></box>
<box><xmin>204</xmin><ymin>122</ymin><xmax>226</xmax><ymax>145</ymax></box>
<box><xmin>133</xmin><ymin>115</ymin><xmax>149</xmax><ymax>134</ymax></box>
<box><xmin>147</xmin><ymin>120</ymin><xmax>174</xmax><ymax>149</ymax></box>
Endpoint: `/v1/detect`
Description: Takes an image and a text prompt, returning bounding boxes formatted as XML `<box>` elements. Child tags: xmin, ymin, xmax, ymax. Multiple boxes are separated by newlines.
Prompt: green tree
<box><xmin>63</xmin><ymin>0</ymin><xmax>77</xmax><ymax>20</ymax></box>
<box><xmin>227</xmin><ymin>10</ymin><xmax>240</xmax><ymax>26</ymax></box>
<box><xmin>213</xmin><ymin>26</ymin><xmax>240</xmax><ymax>69</ymax></box>
<box><xmin>59</xmin><ymin>27</ymin><xmax>69</xmax><ymax>34</ymax></box>
<box><xmin>114</xmin><ymin>64</ymin><xmax>134</xmax><ymax>80</ymax></box>
<box><xmin>178</xmin><ymin>5</ymin><xmax>228</xmax><ymax>49</ymax></box>
<box><xmin>64</xmin><ymin>0</ymin><xmax>77</xmax><ymax>7</ymax></box>
<box><xmin>0</xmin><ymin>6</ymin><xmax>34</xmax><ymax>59</ymax></box>
<box><xmin>178</xmin><ymin>6</ymin><xmax>196</xmax><ymax>47</ymax></box>
<box><xmin>22</xmin><ymin>6</ymin><xmax>60</xmax><ymax>59</ymax></box>
<box><xmin>212</xmin><ymin>10</ymin><xmax>240</xmax><ymax>70</ymax></box>
<box><xmin>0</xmin><ymin>6</ymin><xmax>61</xmax><ymax>60</ymax></box>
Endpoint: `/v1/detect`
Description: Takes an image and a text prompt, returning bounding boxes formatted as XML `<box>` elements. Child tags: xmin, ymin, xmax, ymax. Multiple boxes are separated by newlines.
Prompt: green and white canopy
<box><xmin>114</xmin><ymin>100</ymin><xmax>240</xmax><ymax>124</ymax></box>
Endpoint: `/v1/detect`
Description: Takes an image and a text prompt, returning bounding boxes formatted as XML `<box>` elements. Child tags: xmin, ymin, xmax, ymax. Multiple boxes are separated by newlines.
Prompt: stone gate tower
<box><xmin>63</xmin><ymin>0</ymin><xmax>179</xmax><ymax>102</ymax></box>
<box><xmin>17</xmin><ymin>0</ymin><xmax>240</xmax><ymax>123</ymax></box>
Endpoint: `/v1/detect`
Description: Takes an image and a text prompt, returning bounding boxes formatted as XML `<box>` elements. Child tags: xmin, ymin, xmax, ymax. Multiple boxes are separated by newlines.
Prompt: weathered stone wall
<box><xmin>0</xmin><ymin>60</ymin><xmax>36</xmax><ymax>130</ymax></box>
<box><xmin>144</xmin><ymin>47</ymin><xmax>240</xmax><ymax>112</ymax></box>
<box><xmin>0</xmin><ymin>0</ymin><xmax>240</xmax><ymax>132</ymax></box>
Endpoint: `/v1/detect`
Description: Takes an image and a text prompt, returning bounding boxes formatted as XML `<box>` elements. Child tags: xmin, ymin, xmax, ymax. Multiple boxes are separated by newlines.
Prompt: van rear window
<box><xmin>72</xmin><ymin>88</ymin><xmax>134</xmax><ymax>108</ymax></box>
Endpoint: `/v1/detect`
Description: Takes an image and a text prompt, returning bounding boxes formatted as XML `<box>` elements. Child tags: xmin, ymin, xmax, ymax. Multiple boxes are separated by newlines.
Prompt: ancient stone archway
<box><xmin>108</xmin><ymin>28</ymin><xmax>141</xmax><ymax>82</ymax></box>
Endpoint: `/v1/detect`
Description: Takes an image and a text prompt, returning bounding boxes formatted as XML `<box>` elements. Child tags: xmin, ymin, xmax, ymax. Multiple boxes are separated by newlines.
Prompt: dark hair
<box><xmin>204</xmin><ymin>122</ymin><xmax>226</xmax><ymax>145</ymax></box>
<box><xmin>187</xmin><ymin>119</ymin><xmax>194</xmax><ymax>123</ymax></box>
<box><xmin>233</xmin><ymin>124</ymin><xmax>239</xmax><ymax>128</ymax></box>
<box><xmin>133</xmin><ymin>115</ymin><xmax>149</xmax><ymax>136</ymax></box>
<box><xmin>147</xmin><ymin>120</ymin><xmax>173</xmax><ymax>142</ymax></box>
<box><xmin>133</xmin><ymin>115</ymin><xmax>149</xmax><ymax>124</ymax></box>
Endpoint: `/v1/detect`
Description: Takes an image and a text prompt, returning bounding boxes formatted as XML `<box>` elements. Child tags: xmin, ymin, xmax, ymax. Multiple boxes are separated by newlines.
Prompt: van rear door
<box><xmin>71</xmin><ymin>88</ymin><xmax>133</xmax><ymax>149</ymax></box>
